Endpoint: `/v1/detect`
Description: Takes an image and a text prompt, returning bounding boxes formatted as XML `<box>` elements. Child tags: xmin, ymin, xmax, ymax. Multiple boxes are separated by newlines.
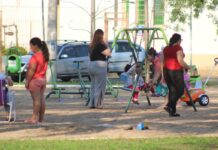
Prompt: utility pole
<box><xmin>114</xmin><ymin>0</ymin><xmax>118</xmax><ymax>36</ymax></box>
<box><xmin>91</xmin><ymin>0</ymin><xmax>95</xmax><ymax>40</ymax></box>
<box><xmin>122</xmin><ymin>0</ymin><xmax>129</xmax><ymax>28</ymax></box>
<box><xmin>189</xmin><ymin>6</ymin><xmax>193</xmax><ymax>66</ymax></box>
<box><xmin>42</xmin><ymin>0</ymin><xmax>45</xmax><ymax>40</ymax></box>
<box><xmin>144</xmin><ymin>0</ymin><xmax>149</xmax><ymax>45</ymax></box>
<box><xmin>104</xmin><ymin>12</ymin><xmax>108</xmax><ymax>41</ymax></box>
<box><xmin>47</xmin><ymin>0</ymin><xmax>58</xmax><ymax>82</ymax></box>
<box><xmin>135</xmin><ymin>0</ymin><xmax>138</xmax><ymax>25</ymax></box>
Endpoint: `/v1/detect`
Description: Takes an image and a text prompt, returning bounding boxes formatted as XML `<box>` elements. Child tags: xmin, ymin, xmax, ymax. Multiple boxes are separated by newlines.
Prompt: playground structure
<box><xmin>46</xmin><ymin>27</ymin><xmax>201</xmax><ymax>113</ymax></box>
<box><xmin>46</xmin><ymin>60</ymin><xmax>118</xmax><ymax>104</ymax></box>
<box><xmin>111</xmin><ymin>27</ymin><xmax>168</xmax><ymax>112</ymax></box>
<box><xmin>111</xmin><ymin>27</ymin><xmax>198</xmax><ymax>112</ymax></box>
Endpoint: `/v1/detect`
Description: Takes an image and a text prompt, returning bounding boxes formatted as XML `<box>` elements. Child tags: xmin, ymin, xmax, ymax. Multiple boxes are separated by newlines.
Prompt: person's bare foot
<box><xmin>24</xmin><ymin>118</ymin><xmax>38</xmax><ymax>124</ymax></box>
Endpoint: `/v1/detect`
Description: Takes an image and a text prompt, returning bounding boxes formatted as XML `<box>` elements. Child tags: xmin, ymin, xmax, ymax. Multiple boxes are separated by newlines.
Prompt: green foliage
<box><xmin>3</xmin><ymin>46</ymin><xmax>28</xmax><ymax>56</ymax></box>
<box><xmin>1</xmin><ymin>45</ymin><xmax>6</xmax><ymax>55</ymax></box>
<box><xmin>17</xmin><ymin>46</ymin><xmax>28</xmax><ymax>55</ymax></box>
<box><xmin>168</xmin><ymin>0</ymin><xmax>218</xmax><ymax>32</ymax></box>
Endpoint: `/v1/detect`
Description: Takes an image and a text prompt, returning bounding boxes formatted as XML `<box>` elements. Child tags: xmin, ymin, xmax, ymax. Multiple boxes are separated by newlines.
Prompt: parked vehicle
<box><xmin>108</xmin><ymin>40</ymin><xmax>146</xmax><ymax>76</ymax></box>
<box><xmin>11</xmin><ymin>41</ymin><xmax>91</xmax><ymax>82</ymax></box>
<box><xmin>16</xmin><ymin>40</ymin><xmax>145</xmax><ymax>82</ymax></box>
<box><xmin>56</xmin><ymin>41</ymin><xmax>90</xmax><ymax>82</ymax></box>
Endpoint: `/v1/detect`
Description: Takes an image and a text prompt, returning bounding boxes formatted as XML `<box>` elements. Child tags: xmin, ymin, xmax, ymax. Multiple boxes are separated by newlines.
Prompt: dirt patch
<box><xmin>0</xmin><ymin>83</ymin><xmax>218</xmax><ymax>140</ymax></box>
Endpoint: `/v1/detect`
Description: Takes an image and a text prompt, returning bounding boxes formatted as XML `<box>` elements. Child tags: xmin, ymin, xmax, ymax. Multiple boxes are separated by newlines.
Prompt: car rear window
<box><xmin>60</xmin><ymin>44</ymin><xmax>89</xmax><ymax>58</ymax></box>
<box><xmin>116</xmin><ymin>42</ymin><xmax>141</xmax><ymax>53</ymax></box>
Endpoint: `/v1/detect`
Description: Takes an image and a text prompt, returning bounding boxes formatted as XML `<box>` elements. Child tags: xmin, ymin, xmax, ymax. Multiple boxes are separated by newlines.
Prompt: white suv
<box><xmin>56</xmin><ymin>41</ymin><xmax>90</xmax><ymax>82</ymax></box>
<box><xmin>108</xmin><ymin>40</ymin><xmax>146</xmax><ymax>76</ymax></box>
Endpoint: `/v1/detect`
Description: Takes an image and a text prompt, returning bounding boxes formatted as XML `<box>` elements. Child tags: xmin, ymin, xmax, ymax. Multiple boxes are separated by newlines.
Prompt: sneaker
<box><xmin>132</xmin><ymin>99</ymin><xmax>140</xmax><ymax>105</ymax></box>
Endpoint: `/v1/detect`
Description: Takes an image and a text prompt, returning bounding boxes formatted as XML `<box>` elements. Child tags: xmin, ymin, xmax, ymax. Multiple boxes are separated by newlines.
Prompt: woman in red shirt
<box><xmin>25</xmin><ymin>37</ymin><xmax>49</xmax><ymax>124</ymax></box>
<box><xmin>163</xmin><ymin>33</ymin><xmax>189</xmax><ymax>117</ymax></box>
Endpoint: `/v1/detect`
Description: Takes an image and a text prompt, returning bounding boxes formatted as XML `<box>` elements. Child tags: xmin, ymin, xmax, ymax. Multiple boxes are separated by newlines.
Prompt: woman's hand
<box><xmin>25</xmin><ymin>82</ymin><xmax>29</xmax><ymax>89</ymax></box>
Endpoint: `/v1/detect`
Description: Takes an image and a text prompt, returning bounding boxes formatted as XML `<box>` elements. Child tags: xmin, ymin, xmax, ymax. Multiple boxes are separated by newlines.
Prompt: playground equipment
<box><xmin>6</xmin><ymin>47</ymin><xmax>23</xmax><ymax>83</ymax></box>
<box><xmin>111</xmin><ymin>27</ymin><xmax>169</xmax><ymax>113</ymax></box>
<box><xmin>46</xmin><ymin>60</ymin><xmax>118</xmax><ymax>104</ymax></box>
<box><xmin>45</xmin><ymin>60</ymin><xmax>90</xmax><ymax>103</ymax></box>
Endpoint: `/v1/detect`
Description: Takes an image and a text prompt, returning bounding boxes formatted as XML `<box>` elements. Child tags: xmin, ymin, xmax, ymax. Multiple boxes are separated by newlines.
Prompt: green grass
<box><xmin>0</xmin><ymin>137</ymin><xmax>218</xmax><ymax>150</ymax></box>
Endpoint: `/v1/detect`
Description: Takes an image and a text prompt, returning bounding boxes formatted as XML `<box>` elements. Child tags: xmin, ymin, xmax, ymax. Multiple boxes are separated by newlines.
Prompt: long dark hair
<box><xmin>169</xmin><ymin>33</ymin><xmax>181</xmax><ymax>47</ymax></box>
<box><xmin>30</xmin><ymin>37</ymin><xmax>50</xmax><ymax>62</ymax></box>
<box><xmin>89</xmin><ymin>29</ymin><xmax>104</xmax><ymax>54</ymax></box>
<box><xmin>147</xmin><ymin>47</ymin><xmax>157</xmax><ymax>58</ymax></box>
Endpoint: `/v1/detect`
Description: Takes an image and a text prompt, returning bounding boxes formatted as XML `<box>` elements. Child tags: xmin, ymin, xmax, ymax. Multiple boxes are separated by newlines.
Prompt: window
<box><xmin>75</xmin><ymin>45</ymin><xmax>89</xmax><ymax>57</ymax></box>
<box><xmin>116</xmin><ymin>42</ymin><xmax>131</xmax><ymax>52</ymax></box>
<box><xmin>115</xmin><ymin>42</ymin><xmax>141</xmax><ymax>53</ymax></box>
<box><xmin>60</xmin><ymin>46</ymin><xmax>76</xmax><ymax>58</ymax></box>
<box><xmin>57</xmin><ymin>45</ymin><xmax>62</xmax><ymax>54</ymax></box>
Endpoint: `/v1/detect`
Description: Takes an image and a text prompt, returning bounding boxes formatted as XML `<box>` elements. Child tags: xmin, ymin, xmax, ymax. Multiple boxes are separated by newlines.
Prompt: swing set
<box><xmin>112</xmin><ymin>27</ymin><xmax>197</xmax><ymax>113</ymax></box>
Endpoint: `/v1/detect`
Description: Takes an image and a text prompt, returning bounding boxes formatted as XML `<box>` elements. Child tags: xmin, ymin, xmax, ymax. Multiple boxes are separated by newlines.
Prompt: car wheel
<box><xmin>199</xmin><ymin>95</ymin><xmax>209</xmax><ymax>106</ymax></box>
<box><xmin>60</xmin><ymin>77</ymin><xmax>71</xmax><ymax>82</ymax></box>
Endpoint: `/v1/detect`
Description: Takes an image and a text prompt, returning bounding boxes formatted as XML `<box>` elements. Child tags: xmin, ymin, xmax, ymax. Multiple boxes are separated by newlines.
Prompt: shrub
<box><xmin>3</xmin><ymin>46</ymin><xmax>28</xmax><ymax>56</ymax></box>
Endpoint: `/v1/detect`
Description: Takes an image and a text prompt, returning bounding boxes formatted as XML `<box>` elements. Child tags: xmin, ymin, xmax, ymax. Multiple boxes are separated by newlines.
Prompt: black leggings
<box><xmin>163</xmin><ymin>68</ymin><xmax>184</xmax><ymax>114</ymax></box>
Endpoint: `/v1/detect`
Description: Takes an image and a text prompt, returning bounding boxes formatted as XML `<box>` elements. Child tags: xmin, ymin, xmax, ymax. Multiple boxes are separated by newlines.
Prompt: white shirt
<box><xmin>0</xmin><ymin>73</ymin><xmax>6</xmax><ymax>80</ymax></box>
<box><xmin>120</xmin><ymin>64</ymin><xmax>144</xmax><ymax>87</ymax></box>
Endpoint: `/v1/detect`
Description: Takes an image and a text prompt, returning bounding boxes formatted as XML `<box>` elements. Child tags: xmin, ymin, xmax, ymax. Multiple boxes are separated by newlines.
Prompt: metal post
<box><xmin>42</xmin><ymin>0</ymin><xmax>45</xmax><ymax>40</ymax></box>
<box><xmin>14</xmin><ymin>24</ymin><xmax>18</xmax><ymax>47</ymax></box>
<box><xmin>190</xmin><ymin>6</ymin><xmax>193</xmax><ymax>66</ymax></box>
<box><xmin>91</xmin><ymin>0</ymin><xmax>95</xmax><ymax>40</ymax></box>
<box><xmin>114</xmin><ymin>0</ymin><xmax>118</xmax><ymax>37</ymax></box>
<box><xmin>0</xmin><ymin>11</ymin><xmax>2</xmax><ymax>72</ymax></box>
<box><xmin>126</xmin><ymin>0</ymin><xmax>129</xmax><ymax>28</ymax></box>
<box><xmin>47</xmin><ymin>0</ymin><xmax>58</xmax><ymax>82</ymax></box>
<box><xmin>104</xmin><ymin>12</ymin><xmax>108</xmax><ymax>42</ymax></box>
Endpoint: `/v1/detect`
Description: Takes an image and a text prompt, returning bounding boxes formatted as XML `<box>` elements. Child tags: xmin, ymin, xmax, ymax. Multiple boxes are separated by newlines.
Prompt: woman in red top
<box><xmin>163</xmin><ymin>33</ymin><xmax>189</xmax><ymax>117</ymax></box>
<box><xmin>25</xmin><ymin>37</ymin><xmax>49</xmax><ymax>124</ymax></box>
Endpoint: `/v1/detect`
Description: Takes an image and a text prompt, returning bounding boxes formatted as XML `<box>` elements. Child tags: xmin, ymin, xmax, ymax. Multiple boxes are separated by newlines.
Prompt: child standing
<box><xmin>0</xmin><ymin>73</ymin><xmax>14</xmax><ymax>121</ymax></box>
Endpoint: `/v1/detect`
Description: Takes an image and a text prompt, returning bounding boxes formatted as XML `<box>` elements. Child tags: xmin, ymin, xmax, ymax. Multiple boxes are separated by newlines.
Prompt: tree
<box><xmin>2</xmin><ymin>46</ymin><xmax>27</xmax><ymax>56</ymax></box>
<box><xmin>167</xmin><ymin>0</ymin><xmax>218</xmax><ymax>33</ymax></box>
